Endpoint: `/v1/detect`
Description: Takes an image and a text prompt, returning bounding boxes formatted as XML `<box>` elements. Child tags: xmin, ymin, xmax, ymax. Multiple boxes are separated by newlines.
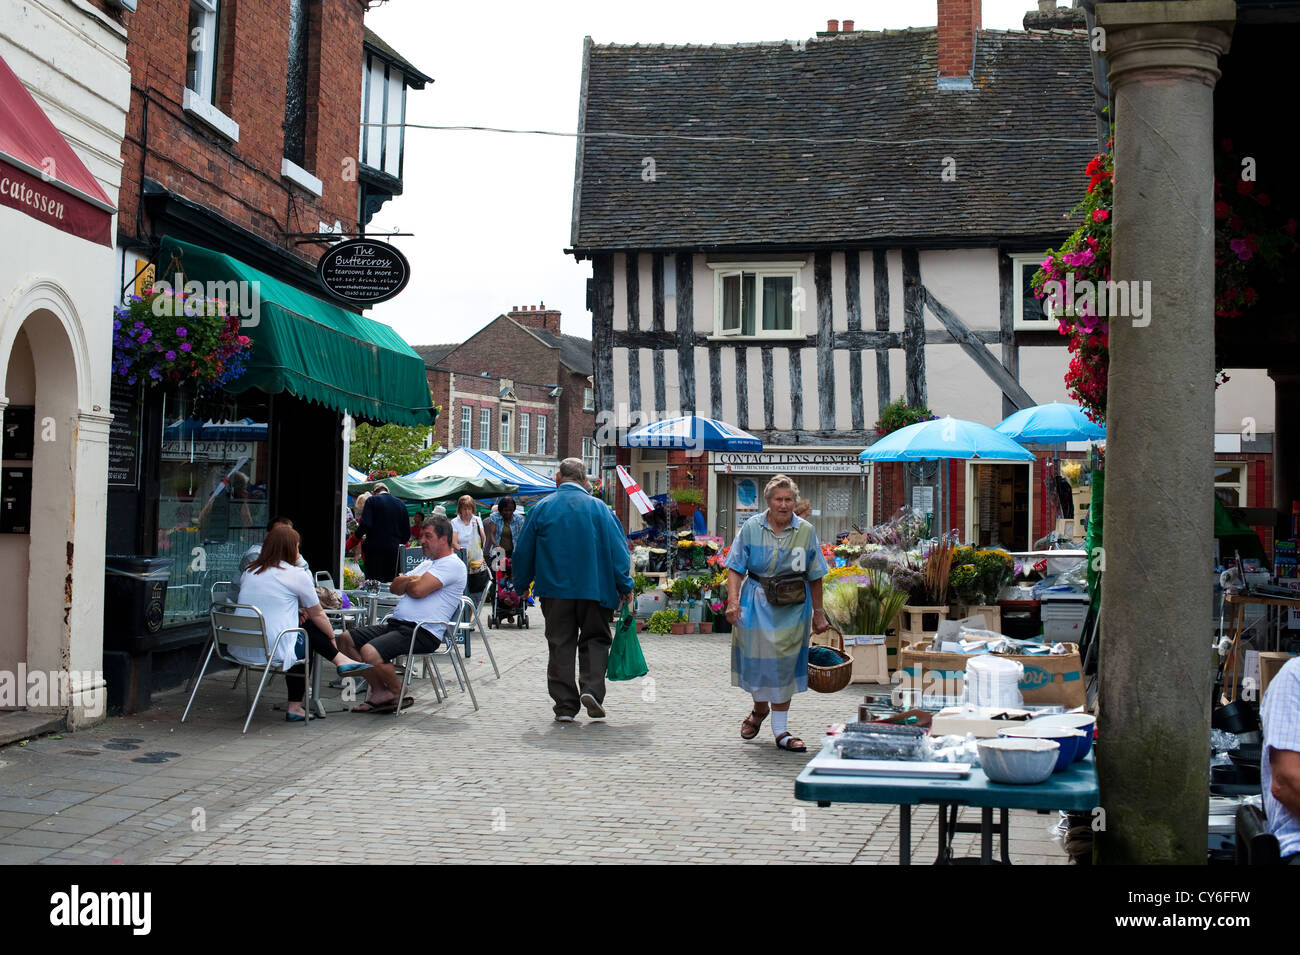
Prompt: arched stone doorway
<box><xmin>0</xmin><ymin>280</ymin><xmax>111</xmax><ymax>729</ymax></box>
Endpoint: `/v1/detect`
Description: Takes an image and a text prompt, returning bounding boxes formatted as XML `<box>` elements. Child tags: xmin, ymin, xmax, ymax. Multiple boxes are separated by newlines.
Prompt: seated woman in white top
<box><xmin>234</xmin><ymin>524</ymin><xmax>371</xmax><ymax>721</ymax></box>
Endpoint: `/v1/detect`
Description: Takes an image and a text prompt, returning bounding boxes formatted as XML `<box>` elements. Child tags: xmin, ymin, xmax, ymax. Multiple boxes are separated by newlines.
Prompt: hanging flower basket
<box><xmin>112</xmin><ymin>288</ymin><xmax>251</xmax><ymax>391</ymax></box>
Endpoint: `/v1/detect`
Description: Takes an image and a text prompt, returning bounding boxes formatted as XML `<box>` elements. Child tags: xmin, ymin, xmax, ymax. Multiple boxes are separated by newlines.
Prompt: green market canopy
<box><xmin>348</xmin><ymin>474</ymin><xmax>516</xmax><ymax>503</ymax></box>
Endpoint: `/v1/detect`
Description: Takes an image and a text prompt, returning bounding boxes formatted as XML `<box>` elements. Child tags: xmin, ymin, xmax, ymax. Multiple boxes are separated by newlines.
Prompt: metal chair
<box><xmin>392</xmin><ymin>596</ymin><xmax>480</xmax><ymax>716</ymax></box>
<box><xmin>463</xmin><ymin>576</ymin><xmax>500</xmax><ymax>678</ymax></box>
<box><xmin>182</xmin><ymin>602</ymin><xmax>310</xmax><ymax>734</ymax></box>
<box><xmin>314</xmin><ymin>571</ymin><xmax>337</xmax><ymax>591</ymax></box>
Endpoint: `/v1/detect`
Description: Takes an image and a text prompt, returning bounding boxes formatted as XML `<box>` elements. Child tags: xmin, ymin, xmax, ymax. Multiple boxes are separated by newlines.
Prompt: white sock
<box><xmin>771</xmin><ymin>709</ymin><xmax>789</xmax><ymax>738</ymax></box>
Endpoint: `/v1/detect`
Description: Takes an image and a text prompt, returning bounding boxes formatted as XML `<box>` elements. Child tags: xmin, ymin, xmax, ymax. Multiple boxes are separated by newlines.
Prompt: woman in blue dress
<box><xmin>724</xmin><ymin>475</ymin><xmax>829</xmax><ymax>751</ymax></box>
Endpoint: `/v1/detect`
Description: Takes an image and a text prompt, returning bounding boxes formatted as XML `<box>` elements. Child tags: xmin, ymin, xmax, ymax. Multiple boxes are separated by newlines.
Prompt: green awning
<box><xmin>158</xmin><ymin>237</ymin><xmax>435</xmax><ymax>426</ymax></box>
<box><xmin>348</xmin><ymin>475</ymin><xmax>517</xmax><ymax>502</ymax></box>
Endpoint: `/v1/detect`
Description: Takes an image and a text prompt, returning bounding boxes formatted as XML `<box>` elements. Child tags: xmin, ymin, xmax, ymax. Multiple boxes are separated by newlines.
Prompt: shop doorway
<box><xmin>966</xmin><ymin>461</ymin><xmax>1032</xmax><ymax>550</ymax></box>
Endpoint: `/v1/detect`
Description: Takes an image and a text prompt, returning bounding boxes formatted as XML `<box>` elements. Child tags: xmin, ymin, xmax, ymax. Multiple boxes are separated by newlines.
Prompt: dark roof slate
<box><xmin>529</xmin><ymin>327</ymin><xmax>594</xmax><ymax>377</ymax></box>
<box><xmin>572</xmin><ymin>29</ymin><xmax>1098</xmax><ymax>250</ymax></box>
<box><xmin>364</xmin><ymin>28</ymin><xmax>433</xmax><ymax>87</ymax></box>
<box><xmin>412</xmin><ymin>344</ymin><xmax>458</xmax><ymax>368</ymax></box>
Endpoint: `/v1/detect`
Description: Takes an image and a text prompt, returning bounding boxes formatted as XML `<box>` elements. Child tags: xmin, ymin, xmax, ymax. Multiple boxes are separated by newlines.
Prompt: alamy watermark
<box><xmin>148</xmin><ymin>273</ymin><xmax>261</xmax><ymax>327</ymax></box>
<box><xmin>0</xmin><ymin>666</ymin><xmax>105</xmax><ymax>718</ymax></box>
<box><xmin>1039</xmin><ymin>271</ymin><xmax>1152</xmax><ymax>328</ymax></box>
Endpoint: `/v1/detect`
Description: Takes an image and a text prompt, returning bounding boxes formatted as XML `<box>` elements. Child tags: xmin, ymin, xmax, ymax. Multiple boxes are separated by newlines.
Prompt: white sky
<box><xmin>364</xmin><ymin>1</ymin><xmax>1056</xmax><ymax>346</ymax></box>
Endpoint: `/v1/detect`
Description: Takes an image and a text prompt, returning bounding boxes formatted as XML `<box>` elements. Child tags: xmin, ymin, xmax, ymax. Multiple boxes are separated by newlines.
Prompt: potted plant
<box><xmin>670</xmin><ymin>486</ymin><xmax>705</xmax><ymax>522</ymax></box>
<box><xmin>900</xmin><ymin>537</ymin><xmax>956</xmax><ymax>637</ymax></box>
<box><xmin>874</xmin><ymin>397</ymin><xmax>938</xmax><ymax>438</ymax></box>
<box><xmin>112</xmin><ymin>288</ymin><xmax>252</xmax><ymax>392</ymax></box>
<box><xmin>647</xmin><ymin>609</ymin><xmax>678</xmax><ymax>634</ymax></box>
<box><xmin>823</xmin><ymin>570</ymin><xmax>909</xmax><ymax>684</ymax></box>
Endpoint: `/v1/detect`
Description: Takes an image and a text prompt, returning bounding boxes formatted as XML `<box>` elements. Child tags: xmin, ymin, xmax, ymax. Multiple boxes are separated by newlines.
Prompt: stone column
<box><xmin>1095</xmin><ymin>1</ymin><xmax>1235</xmax><ymax>865</ymax></box>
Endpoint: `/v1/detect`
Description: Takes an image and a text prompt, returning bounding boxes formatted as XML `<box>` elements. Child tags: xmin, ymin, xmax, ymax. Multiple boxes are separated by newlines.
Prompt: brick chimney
<box><xmin>508</xmin><ymin>303</ymin><xmax>562</xmax><ymax>333</ymax></box>
<box><xmin>937</xmin><ymin>0</ymin><xmax>980</xmax><ymax>87</ymax></box>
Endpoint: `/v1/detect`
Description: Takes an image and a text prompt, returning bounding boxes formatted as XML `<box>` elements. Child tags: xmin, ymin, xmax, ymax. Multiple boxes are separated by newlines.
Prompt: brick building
<box><xmin>417</xmin><ymin>305</ymin><xmax>596</xmax><ymax>477</ymax></box>
<box><xmin>103</xmin><ymin>0</ymin><xmax>433</xmax><ymax>710</ymax></box>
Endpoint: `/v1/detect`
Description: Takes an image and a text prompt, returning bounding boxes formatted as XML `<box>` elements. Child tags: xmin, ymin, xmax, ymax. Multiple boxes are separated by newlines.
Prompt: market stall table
<box><xmin>794</xmin><ymin>741</ymin><xmax>1098</xmax><ymax>864</ymax></box>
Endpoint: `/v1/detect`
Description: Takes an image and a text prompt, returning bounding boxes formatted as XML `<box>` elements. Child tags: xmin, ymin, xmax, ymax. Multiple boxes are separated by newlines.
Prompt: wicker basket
<box><xmin>807</xmin><ymin>625</ymin><xmax>853</xmax><ymax>694</ymax></box>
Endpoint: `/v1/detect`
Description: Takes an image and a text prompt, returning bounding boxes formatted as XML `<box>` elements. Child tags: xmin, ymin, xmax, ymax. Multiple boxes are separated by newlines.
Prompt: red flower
<box><xmin>1214</xmin><ymin>201</ymin><xmax>1230</xmax><ymax>219</ymax></box>
<box><xmin>1244</xmin><ymin>287</ymin><xmax>1258</xmax><ymax>304</ymax></box>
<box><xmin>1258</xmin><ymin>193</ymin><xmax>1272</xmax><ymax>207</ymax></box>
<box><xmin>1228</xmin><ymin>215</ymin><xmax>1244</xmax><ymax>232</ymax></box>
<box><xmin>1092</xmin><ymin>209</ymin><xmax>1109</xmax><ymax>223</ymax></box>
<box><xmin>1236</xmin><ymin>179</ymin><xmax>1254</xmax><ymax>196</ymax></box>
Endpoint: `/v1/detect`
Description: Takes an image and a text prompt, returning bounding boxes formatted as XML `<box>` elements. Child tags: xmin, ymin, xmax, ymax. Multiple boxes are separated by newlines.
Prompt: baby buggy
<box><xmin>488</xmin><ymin>551</ymin><xmax>529</xmax><ymax>628</ymax></box>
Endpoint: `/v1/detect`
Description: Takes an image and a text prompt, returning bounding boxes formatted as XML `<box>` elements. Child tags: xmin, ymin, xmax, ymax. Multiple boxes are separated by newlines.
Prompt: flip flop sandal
<box><xmin>740</xmin><ymin>709</ymin><xmax>769</xmax><ymax>740</ymax></box>
<box><xmin>774</xmin><ymin>732</ymin><xmax>807</xmax><ymax>752</ymax></box>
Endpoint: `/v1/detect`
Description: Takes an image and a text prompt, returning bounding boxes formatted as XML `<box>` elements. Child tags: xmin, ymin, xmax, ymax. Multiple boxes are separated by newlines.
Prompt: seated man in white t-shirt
<box><xmin>337</xmin><ymin>515</ymin><xmax>466</xmax><ymax>713</ymax></box>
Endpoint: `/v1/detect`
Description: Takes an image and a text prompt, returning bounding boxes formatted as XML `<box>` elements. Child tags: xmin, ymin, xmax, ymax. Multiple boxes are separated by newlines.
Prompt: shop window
<box><xmin>158</xmin><ymin>390</ymin><xmax>270</xmax><ymax>626</ymax></box>
<box><xmin>1215</xmin><ymin>462</ymin><xmax>1247</xmax><ymax>508</ymax></box>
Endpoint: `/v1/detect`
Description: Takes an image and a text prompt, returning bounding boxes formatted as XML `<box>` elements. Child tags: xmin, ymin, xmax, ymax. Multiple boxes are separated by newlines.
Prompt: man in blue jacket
<box><xmin>512</xmin><ymin>457</ymin><xmax>633</xmax><ymax>722</ymax></box>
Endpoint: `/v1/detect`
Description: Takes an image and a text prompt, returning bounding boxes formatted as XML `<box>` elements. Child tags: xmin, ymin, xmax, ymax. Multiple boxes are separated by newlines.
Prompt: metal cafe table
<box><xmin>794</xmin><ymin>742</ymin><xmax>1099</xmax><ymax>864</ymax></box>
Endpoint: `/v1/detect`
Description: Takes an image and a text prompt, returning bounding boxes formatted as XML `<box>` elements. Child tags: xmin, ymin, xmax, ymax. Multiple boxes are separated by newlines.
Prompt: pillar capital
<box><xmin>1096</xmin><ymin>1</ymin><xmax>1235</xmax><ymax>89</ymax></box>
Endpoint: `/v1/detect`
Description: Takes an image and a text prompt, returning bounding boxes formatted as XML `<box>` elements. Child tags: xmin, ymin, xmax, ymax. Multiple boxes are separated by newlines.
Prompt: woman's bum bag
<box><xmin>753</xmin><ymin>574</ymin><xmax>806</xmax><ymax>606</ymax></box>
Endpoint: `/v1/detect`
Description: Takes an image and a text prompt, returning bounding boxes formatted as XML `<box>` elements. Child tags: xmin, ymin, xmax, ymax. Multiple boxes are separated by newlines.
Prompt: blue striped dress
<box><xmin>724</xmin><ymin>511</ymin><xmax>829</xmax><ymax>702</ymax></box>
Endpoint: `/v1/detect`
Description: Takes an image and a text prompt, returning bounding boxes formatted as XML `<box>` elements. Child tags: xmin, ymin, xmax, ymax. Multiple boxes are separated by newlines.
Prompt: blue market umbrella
<box><xmin>622</xmin><ymin>415</ymin><xmax>763</xmax><ymax>452</ymax></box>
<box><xmin>995</xmin><ymin>402</ymin><xmax>1105</xmax><ymax>444</ymax></box>
<box><xmin>860</xmin><ymin>417</ymin><xmax>1035</xmax><ymax>462</ymax></box>
<box><xmin>996</xmin><ymin>402</ymin><xmax>1105</xmax><ymax>534</ymax></box>
<box><xmin>861</xmin><ymin>417</ymin><xmax>1033</xmax><ymax>539</ymax></box>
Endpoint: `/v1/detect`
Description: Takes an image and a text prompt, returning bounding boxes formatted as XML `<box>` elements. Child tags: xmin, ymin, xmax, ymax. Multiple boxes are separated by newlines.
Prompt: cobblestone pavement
<box><xmin>0</xmin><ymin>618</ymin><xmax>1072</xmax><ymax>864</ymax></box>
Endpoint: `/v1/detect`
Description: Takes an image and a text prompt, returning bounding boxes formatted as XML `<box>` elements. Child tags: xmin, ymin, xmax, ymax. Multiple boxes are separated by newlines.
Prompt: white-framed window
<box><xmin>520</xmin><ymin>413</ymin><xmax>530</xmax><ymax>453</ymax></box>
<box><xmin>1215</xmin><ymin>462</ymin><xmax>1248</xmax><ymax>508</ymax></box>
<box><xmin>583</xmin><ymin>437</ymin><xmax>598</xmax><ymax>478</ymax></box>
<box><xmin>1012</xmin><ymin>252</ymin><xmax>1057</xmax><ymax>332</ymax></box>
<box><xmin>709</xmin><ymin>262</ymin><xmax>804</xmax><ymax>338</ymax></box>
<box><xmin>583</xmin><ymin>387</ymin><xmax>594</xmax><ymax>412</ymax></box>
<box><xmin>536</xmin><ymin>416</ymin><xmax>546</xmax><ymax>456</ymax></box>
<box><xmin>500</xmin><ymin>409</ymin><xmax>513</xmax><ymax>453</ymax></box>
<box><xmin>480</xmin><ymin>408</ymin><xmax>491</xmax><ymax>450</ymax></box>
<box><xmin>461</xmin><ymin>405</ymin><xmax>472</xmax><ymax>448</ymax></box>
<box><xmin>186</xmin><ymin>0</ymin><xmax>221</xmax><ymax>105</ymax></box>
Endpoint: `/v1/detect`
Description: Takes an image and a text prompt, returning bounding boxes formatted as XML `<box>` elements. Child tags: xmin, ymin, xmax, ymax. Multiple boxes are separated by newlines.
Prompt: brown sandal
<box><xmin>740</xmin><ymin>708</ymin><xmax>770</xmax><ymax>740</ymax></box>
<box><xmin>775</xmin><ymin>732</ymin><xmax>807</xmax><ymax>752</ymax></box>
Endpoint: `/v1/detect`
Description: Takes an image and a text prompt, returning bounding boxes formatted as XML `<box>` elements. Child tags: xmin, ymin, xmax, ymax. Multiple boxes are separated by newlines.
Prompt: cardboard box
<box><xmin>897</xmin><ymin>640</ymin><xmax>1086</xmax><ymax>708</ymax></box>
<box><xmin>930</xmin><ymin>705</ymin><xmax>1034</xmax><ymax>738</ymax></box>
<box><xmin>1260</xmin><ymin>651</ymin><xmax>1298</xmax><ymax>700</ymax></box>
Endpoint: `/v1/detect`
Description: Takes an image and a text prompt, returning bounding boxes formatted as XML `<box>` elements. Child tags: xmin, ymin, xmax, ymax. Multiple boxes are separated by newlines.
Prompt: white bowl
<box><xmin>977</xmin><ymin>737</ymin><xmax>1060</xmax><ymax>785</ymax></box>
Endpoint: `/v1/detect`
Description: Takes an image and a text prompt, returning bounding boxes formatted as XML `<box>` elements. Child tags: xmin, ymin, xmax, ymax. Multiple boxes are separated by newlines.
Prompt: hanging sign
<box><xmin>317</xmin><ymin>238</ymin><xmax>410</xmax><ymax>304</ymax></box>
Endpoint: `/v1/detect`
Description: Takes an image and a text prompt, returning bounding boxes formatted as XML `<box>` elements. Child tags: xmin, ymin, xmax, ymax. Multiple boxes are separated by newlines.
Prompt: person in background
<box><xmin>233</xmin><ymin>524</ymin><xmax>370</xmax><ymax>721</ymax></box>
<box><xmin>1261</xmin><ymin>656</ymin><xmax>1300</xmax><ymax>863</ymax></box>
<box><xmin>358</xmin><ymin>483</ymin><xmax>409</xmax><ymax>582</ymax></box>
<box><xmin>485</xmin><ymin>496</ymin><xmax>525</xmax><ymax>559</ymax></box>
<box><xmin>450</xmin><ymin>495</ymin><xmax>486</xmax><ymax>561</ymax></box>
<box><xmin>725</xmin><ymin>474</ymin><xmax>829</xmax><ymax>752</ymax></box>
<box><xmin>794</xmin><ymin>498</ymin><xmax>812</xmax><ymax>520</ymax></box>
<box><xmin>345</xmin><ymin>492</ymin><xmax>371</xmax><ymax>564</ymax></box>
<box><xmin>409</xmin><ymin>510</ymin><xmax>425</xmax><ymax>544</ymax></box>
<box><xmin>511</xmin><ymin>459</ymin><xmax>633</xmax><ymax>723</ymax></box>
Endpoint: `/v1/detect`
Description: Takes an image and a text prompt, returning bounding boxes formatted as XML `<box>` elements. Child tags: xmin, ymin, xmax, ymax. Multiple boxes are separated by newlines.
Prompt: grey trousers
<box><xmin>541</xmin><ymin>597</ymin><xmax>613</xmax><ymax>717</ymax></box>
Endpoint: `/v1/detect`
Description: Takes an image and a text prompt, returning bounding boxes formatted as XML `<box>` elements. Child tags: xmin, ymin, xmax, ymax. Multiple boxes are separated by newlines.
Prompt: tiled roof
<box><xmin>364</xmin><ymin>28</ymin><xmax>433</xmax><ymax>87</ymax></box>
<box><xmin>412</xmin><ymin>344</ymin><xmax>458</xmax><ymax>368</ymax></box>
<box><xmin>572</xmin><ymin>28</ymin><xmax>1098</xmax><ymax>250</ymax></box>
<box><xmin>529</xmin><ymin>328</ymin><xmax>594</xmax><ymax>376</ymax></box>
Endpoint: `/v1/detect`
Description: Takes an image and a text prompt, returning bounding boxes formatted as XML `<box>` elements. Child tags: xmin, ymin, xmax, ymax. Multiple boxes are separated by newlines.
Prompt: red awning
<box><xmin>0</xmin><ymin>52</ymin><xmax>115</xmax><ymax>246</ymax></box>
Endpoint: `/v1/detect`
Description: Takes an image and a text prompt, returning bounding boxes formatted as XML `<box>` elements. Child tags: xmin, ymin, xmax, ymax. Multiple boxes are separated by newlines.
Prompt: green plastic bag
<box><xmin>607</xmin><ymin>606</ymin><xmax>649</xmax><ymax>681</ymax></box>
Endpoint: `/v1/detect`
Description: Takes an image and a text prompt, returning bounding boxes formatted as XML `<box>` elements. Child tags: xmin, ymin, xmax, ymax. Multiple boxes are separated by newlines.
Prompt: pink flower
<box><xmin>1092</xmin><ymin>209</ymin><xmax>1109</xmax><ymax>223</ymax></box>
<box><xmin>180</xmin><ymin>342</ymin><xmax>192</xmax><ymax>352</ymax></box>
<box><xmin>165</xmin><ymin>350</ymin><xmax>177</xmax><ymax>360</ymax></box>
